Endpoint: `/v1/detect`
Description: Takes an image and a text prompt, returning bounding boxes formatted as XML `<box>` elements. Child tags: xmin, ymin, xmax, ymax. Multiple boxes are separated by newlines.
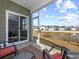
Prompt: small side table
<box><xmin>0</xmin><ymin>40</ymin><xmax>6</xmax><ymax>48</ymax></box>
<box><xmin>13</xmin><ymin>51</ymin><xmax>35</xmax><ymax>59</ymax></box>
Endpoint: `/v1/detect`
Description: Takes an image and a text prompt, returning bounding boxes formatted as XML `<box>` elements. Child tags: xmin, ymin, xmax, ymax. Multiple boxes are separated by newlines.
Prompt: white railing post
<box><xmin>37</xmin><ymin>11</ymin><xmax>40</xmax><ymax>45</ymax></box>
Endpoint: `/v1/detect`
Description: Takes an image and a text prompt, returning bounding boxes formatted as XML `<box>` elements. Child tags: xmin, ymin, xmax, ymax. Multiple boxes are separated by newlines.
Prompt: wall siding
<box><xmin>0</xmin><ymin>0</ymin><xmax>32</xmax><ymax>41</ymax></box>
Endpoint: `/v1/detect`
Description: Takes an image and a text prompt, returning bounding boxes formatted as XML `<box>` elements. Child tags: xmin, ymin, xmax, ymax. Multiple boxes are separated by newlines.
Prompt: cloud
<box><xmin>63</xmin><ymin>0</ymin><xmax>77</xmax><ymax>10</ymax></box>
<box><xmin>44</xmin><ymin>15</ymin><xmax>55</xmax><ymax>18</ymax></box>
<box><xmin>56</xmin><ymin>0</ymin><xmax>78</xmax><ymax>13</ymax></box>
<box><xmin>59</xmin><ymin>9</ymin><xmax>66</xmax><ymax>13</ymax></box>
<box><xmin>58</xmin><ymin>13</ymin><xmax>79</xmax><ymax>23</ymax></box>
<box><xmin>66</xmin><ymin>13</ymin><xmax>78</xmax><ymax>23</ymax></box>
<box><xmin>56</xmin><ymin>0</ymin><xmax>63</xmax><ymax>9</ymax></box>
<box><xmin>43</xmin><ymin>8</ymin><xmax>47</xmax><ymax>11</ymax></box>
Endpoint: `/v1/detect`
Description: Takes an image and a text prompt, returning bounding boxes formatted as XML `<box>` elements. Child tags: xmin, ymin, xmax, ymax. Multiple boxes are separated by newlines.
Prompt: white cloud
<box><xmin>44</xmin><ymin>15</ymin><xmax>55</xmax><ymax>18</ymax></box>
<box><xmin>43</xmin><ymin>8</ymin><xmax>47</xmax><ymax>11</ymax></box>
<box><xmin>56</xmin><ymin>0</ymin><xmax>62</xmax><ymax>4</ymax></box>
<box><xmin>59</xmin><ymin>9</ymin><xmax>66</xmax><ymax>13</ymax></box>
<box><xmin>63</xmin><ymin>0</ymin><xmax>77</xmax><ymax>10</ymax></box>
<box><xmin>56</xmin><ymin>0</ymin><xmax>63</xmax><ymax>9</ymax></box>
<box><xmin>56</xmin><ymin>0</ymin><xmax>78</xmax><ymax>13</ymax></box>
<box><xmin>66</xmin><ymin>13</ymin><xmax>78</xmax><ymax>22</ymax></box>
<box><xmin>58</xmin><ymin>13</ymin><xmax>79</xmax><ymax>23</ymax></box>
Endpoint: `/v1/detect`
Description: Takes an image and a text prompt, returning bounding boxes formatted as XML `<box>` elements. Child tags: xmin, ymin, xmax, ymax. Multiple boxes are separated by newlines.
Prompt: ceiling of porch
<box><xmin>11</xmin><ymin>0</ymin><xmax>55</xmax><ymax>13</ymax></box>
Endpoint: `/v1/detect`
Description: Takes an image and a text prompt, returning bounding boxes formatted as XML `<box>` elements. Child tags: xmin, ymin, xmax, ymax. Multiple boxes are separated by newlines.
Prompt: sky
<box><xmin>33</xmin><ymin>0</ymin><xmax>79</xmax><ymax>26</ymax></box>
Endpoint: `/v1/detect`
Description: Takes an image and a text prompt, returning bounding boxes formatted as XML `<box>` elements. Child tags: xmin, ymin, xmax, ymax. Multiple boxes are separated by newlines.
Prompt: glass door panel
<box><xmin>8</xmin><ymin>13</ymin><xmax>19</xmax><ymax>43</ymax></box>
<box><xmin>20</xmin><ymin>16</ymin><xmax>27</xmax><ymax>41</ymax></box>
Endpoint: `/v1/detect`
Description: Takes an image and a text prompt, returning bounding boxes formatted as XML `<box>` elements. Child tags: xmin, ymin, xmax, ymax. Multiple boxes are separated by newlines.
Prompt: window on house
<box><xmin>32</xmin><ymin>12</ymin><xmax>40</xmax><ymax>41</ymax></box>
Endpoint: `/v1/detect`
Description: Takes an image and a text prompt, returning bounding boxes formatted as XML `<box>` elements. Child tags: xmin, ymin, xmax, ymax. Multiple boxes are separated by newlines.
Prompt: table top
<box><xmin>13</xmin><ymin>51</ymin><xmax>35</xmax><ymax>59</ymax></box>
<box><xmin>0</xmin><ymin>40</ymin><xmax>6</xmax><ymax>44</ymax></box>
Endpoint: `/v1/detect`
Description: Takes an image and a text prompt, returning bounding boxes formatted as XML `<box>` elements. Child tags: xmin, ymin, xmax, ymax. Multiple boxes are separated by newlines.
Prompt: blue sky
<box><xmin>33</xmin><ymin>0</ymin><xmax>79</xmax><ymax>26</ymax></box>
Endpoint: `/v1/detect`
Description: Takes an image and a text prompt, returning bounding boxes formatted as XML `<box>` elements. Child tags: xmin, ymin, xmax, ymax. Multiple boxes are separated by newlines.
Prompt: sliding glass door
<box><xmin>8</xmin><ymin>11</ymin><xmax>29</xmax><ymax>43</ymax></box>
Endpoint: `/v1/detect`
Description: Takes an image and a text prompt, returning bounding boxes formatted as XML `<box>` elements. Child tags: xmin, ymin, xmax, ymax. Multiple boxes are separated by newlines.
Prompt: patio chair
<box><xmin>0</xmin><ymin>42</ymin><xmax>18</xmax><ymax>59</ymax></box>
<box><xmin>43</xmin><ymin>48</ymin><xmax>68</xmax><ymax>59</ymax></box>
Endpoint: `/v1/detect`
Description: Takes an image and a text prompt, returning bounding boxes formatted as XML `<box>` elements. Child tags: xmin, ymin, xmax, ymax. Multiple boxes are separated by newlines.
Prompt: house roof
<box><xmin>11</xmin><ymin>0</ymin><xmax>55</xmax><ymax>13</ymax></box>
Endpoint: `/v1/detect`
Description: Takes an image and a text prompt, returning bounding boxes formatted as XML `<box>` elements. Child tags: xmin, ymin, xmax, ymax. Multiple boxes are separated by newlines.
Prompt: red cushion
<box><xmin>52</xmin><ymin>53</ymin><xmax>62</xmax><ymax>59</ymax></box>
<box><xmin>0</xmin><ymin>46</ymin><xmax>15</xmax><ymax>57</ymax></box>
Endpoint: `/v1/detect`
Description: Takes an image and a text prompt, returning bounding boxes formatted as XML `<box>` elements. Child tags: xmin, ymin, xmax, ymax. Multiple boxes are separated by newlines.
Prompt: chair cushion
<box><xmin>0</xmin><ymin>46</ymin><xmax>15</xmax><ymax>57</ymax></box>
<box><xmin>52</xmin><ymin>53</ymin><xmax>62</xmax><ymax>59</ymax></box>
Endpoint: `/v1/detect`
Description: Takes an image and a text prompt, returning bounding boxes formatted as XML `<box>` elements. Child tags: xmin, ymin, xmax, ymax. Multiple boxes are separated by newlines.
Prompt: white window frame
<box><xmin>6</xmin><ymin>10</ymin><xmax>29</xmax><ymax>46</ymax></box>
<box><xmin>32</xmin><ymin>11</ymin><xmax>41</xmax><ymax>44</ymax></box>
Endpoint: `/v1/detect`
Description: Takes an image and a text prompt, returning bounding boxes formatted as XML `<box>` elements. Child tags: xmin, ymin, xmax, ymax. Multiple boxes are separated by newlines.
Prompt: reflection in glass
<box><xmin>20</xmin><ymin>16</ymin><xmax>27</xmax><ymax>41</ymax></box>
<box><xmin>8</xmin><ymin>14</ymin><xmax>19</xmax><ymax>43</ymax></box>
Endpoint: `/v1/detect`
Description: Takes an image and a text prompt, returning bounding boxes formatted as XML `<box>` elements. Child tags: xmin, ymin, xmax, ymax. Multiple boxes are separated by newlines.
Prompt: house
<box><xmin>49</xmin><ymin>27</ymin><xmax>54</xmax><ymax>31</ymax></box>
<box><xmin>53</xmin><ymin>26</ymin><xmax>59</xmax><ymax>31</ymax></box>
<box><xmin>71</xmin><ymin>27</ymin><xmax>77</xmax><ymax>31</ymax></box>
<box><xmin>64</xmin><ymin>26</ymin><xmax>77</xmax><ymax>31</ymax></box>
<box><xmin>64</xmin><ymin>26</ymin><xmax>71</xmax><ymax>31</ymax></box>
<box><xmin>40</xmin><ymin>25</ymin><xmax>46</xmax><ymax>31</ymax></box>
<box><xmin>47</xmin><ymin>26</ymin><xmax>54</xmax><ymax>31</ymax></box>
<box><xmin>40</xmin><ymin>25</ymin><xmax>54</xmax><ymax>32</ymax></box>
<box><xmin>0</xmin><ymin>0</ymin><xmax>54</xmax><ymax>49</ymax></box>
<box><xmin>33</xmin><ymin>26</ymin><xmax>38</xmax><ymax>31</ymax></box>
<box><xmin>59</xmin><ymin>26</ymin><xmax>65</xmax><ymax>31</ymax></box>
<box><xmin>0</xmin><ymin>0</ymin><xmax>32</xmax><ymax>48</ymax></box>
